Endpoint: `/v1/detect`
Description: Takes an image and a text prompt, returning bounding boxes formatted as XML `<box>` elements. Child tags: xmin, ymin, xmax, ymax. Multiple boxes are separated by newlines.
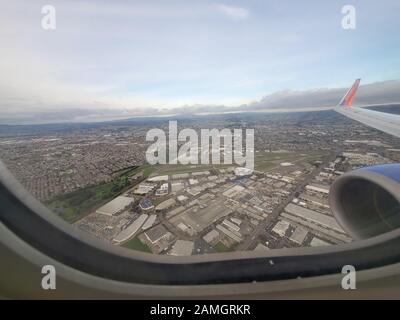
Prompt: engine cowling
<box><xmin>329</xmin><ymin>164</ymin><xmax>400</xmax><ymax>240</ymax></box>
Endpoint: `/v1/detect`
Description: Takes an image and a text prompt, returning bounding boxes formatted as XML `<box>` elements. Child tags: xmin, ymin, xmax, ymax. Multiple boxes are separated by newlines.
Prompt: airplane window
<box><xmin>0</xmin><ymin>0</ymin><xmax>399</xmax><ymax>295</ymax></box>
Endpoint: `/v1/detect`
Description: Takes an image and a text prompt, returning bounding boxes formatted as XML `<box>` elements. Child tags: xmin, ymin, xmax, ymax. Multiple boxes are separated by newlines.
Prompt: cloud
<box><xmin>216</xmin><ymin>4</ymin><xmax>249</xmax><ymax>20</ymax></box>
<box><xmin>247</xmin><ymin>80</ymin><xmax>400</xmax><ymax>110</ymax></box>
<box><xmin>1</xmin><ymin>80</ymin><xmax>400</xmax><ymax>124</ymax></box>
<box><xmin>1</xmin><ymin>1</ymin><xmax>400</xmax><ymax>124</ymax></box>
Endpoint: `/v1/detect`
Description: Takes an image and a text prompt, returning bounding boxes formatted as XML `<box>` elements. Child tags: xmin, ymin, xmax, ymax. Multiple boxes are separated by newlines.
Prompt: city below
<box><xmin>1</xmin><ymin>108</ymin><xmax>399</xmax><ymax>256</ymax></box>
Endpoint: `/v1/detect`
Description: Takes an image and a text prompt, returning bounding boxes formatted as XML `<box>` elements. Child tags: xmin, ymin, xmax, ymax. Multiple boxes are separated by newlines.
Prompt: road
<box><xmin>236</xmin><ymin>152</ymin><xmax>338</xmax><ymax>251</ymax></box>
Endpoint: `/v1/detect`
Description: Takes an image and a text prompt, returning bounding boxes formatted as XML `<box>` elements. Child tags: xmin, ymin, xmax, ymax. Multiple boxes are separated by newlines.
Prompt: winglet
<box><xmin>338</xmin><ymin>79</ymin><xmax>361</xmax><ymax>107</ymax></box>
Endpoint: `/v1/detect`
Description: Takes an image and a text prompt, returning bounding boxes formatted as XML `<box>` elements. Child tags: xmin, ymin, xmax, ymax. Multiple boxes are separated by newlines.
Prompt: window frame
<box><xmin>1</xmin><ymin>161</ymin><xmax>400</xmax><ymax>286</ymax></box>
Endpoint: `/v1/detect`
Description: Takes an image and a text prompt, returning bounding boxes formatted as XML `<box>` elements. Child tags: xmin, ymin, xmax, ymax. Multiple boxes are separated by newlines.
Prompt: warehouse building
<box><xmin>134</xmin><ymin>183</ymin><xmax>156</xmax><ymax>195</ymax></box>
<box><xmin>156</xmin><ymin>198</ymin><xmax>176</xmax><ymax>211</ymax></box>
<box><xmin>284</xmin><ymin>203</ymin><xmax>343</xmax><ymax>233</ymax></box>
<box><xmin>203</xmin><ymin>229</ymin><xmax>220</xmax><ymax>244</ymax></box>
<box><xmin>113</xmin><ymin>214</ymin><xmax>148</xmax><ymax>244</ymax></box>
<box><xmin>306</xmin><ymin>184</ymin><xmax>330</xmax><ymax>194</ymax></box>
<box><xmin>272</xmin><ymin>220</ymin><xmax>290</xmax><ymax>237</ymax></box>
<box><xmin>96</xmin><ymin>196</ymin><xmax>134</xmax><ymax>216</ymax></box>
<box><xmin>234</xmin><ymin>167</ymin><xmax>253</xmax><ymax>176</ymax></box>
<box><xmin>145</xmin><ymin>225</ymin><xmax>170</xmax><ymax>244</ymax></box>
<box><xmin>169</xmin><ymin>240</ymin><xmax>194</xmax><ymax>256</ymax></box>
<box><xmin>142</xmin><ymin>215</ymin><xmax>157</xmax><ymax>230</ymax></box>
<box><xmin>289</xmin><ymin>226</ymin><xmax>308</xmax><ymax>245</ymax></box>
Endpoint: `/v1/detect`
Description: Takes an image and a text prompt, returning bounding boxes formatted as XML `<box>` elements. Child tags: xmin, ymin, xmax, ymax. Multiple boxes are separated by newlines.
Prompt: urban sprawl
<box><xmin>1</xmin><ymin>110</ymin><xmax>399</xmax><ymax>255</ymax></box>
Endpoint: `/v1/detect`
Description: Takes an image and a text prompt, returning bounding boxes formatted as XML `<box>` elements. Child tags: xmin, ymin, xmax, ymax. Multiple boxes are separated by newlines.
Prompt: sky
<box><xmin>1</xmin><ymin>0</ymin><xmax>400</xmax><ymax>124</ymax></box>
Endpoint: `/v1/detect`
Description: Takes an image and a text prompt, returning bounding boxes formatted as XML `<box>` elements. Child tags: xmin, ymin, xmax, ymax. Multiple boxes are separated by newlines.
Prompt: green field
<box><xmin>254</xmin><ymin>151</ymin><xmax>330</xmax><ymax>172</ymax></box>
<box><xmin>122</xmin><ymin>237</ymin><xmax>152</xmax><ymax>253</ymax></box>
<box><xmin>142</xmin><ymin>164</ymin><xmax>156</xmax><ymax>177</ymax></box>
<box><xmin>214</xmin><ymin>242</ymin><xmax>230</xmax><ymax>253</ymax></box>
<box><xmin>154</xmin><ymin>163</ymin><xmax>233</xmax><ymax>175</ymax></box>
<box><xmin>151</xmin><ymin>151</ymin><xmax>330</xmax><ymax>175</ymax></box>
<box><xmin>141</xmin><ymin>150</ymin><xmax>330</xmax><ymax>177</ymax></box>
<box><xmin>46</xmin><ymin>164</ymin><xmax>156</xmax><ymax>222</ymax></box>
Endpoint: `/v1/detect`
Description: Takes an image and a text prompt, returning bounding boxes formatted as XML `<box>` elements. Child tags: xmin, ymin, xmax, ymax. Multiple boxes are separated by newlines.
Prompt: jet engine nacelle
<box><xmin>329</xmin><ymin>164</ymin><xmax>400</xmax><ymax>240</ymax></box>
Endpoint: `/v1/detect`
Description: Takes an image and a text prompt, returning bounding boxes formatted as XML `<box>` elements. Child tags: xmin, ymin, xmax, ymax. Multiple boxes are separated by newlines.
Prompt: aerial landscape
<box><xmin>2</xmin><ymin>0</ymin><xmax>400</xmax><ymax>301</ymax></box>
<box><xmin>1</xmin><ymin>107</ymin><xmax>398</xmax><ymax>255</ymax></box>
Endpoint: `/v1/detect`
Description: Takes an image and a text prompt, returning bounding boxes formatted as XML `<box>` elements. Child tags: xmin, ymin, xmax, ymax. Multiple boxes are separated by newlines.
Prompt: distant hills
<box><xmin>0</xmin><ymin>103</ymin><xmax>399</xmax><ymax>137</ymax></box>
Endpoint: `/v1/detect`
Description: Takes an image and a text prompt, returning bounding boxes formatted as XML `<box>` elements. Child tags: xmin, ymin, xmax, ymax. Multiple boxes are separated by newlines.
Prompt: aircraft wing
<box><xmin>334</xmin><ymin>79</ymin><xmax>400</xmax><ymax>138</ymax></box>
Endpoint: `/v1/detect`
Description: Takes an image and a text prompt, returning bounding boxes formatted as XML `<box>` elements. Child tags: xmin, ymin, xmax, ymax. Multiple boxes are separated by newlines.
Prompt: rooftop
<box><xmin>96</xmin><ymin>196</ymin><xmax>134</xmax><ymax>216</ymax></box>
